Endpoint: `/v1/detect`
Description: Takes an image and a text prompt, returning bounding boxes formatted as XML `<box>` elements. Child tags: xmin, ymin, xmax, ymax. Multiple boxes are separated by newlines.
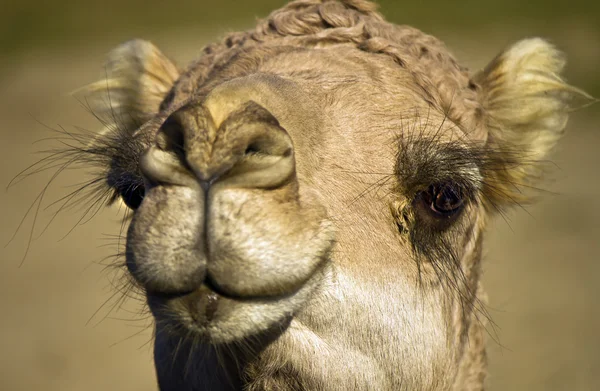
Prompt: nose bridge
<box><xmin>166</xmin><ymin>102</ymin><xmax>219</xmax><ymax>181</ymax></box>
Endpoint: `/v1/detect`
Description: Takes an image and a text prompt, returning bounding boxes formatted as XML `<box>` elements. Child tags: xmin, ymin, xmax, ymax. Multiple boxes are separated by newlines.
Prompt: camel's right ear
<box><xmin>78</xmin><ymin>39</ymin><xmax>180</xmax><ymax>132</ymax></box>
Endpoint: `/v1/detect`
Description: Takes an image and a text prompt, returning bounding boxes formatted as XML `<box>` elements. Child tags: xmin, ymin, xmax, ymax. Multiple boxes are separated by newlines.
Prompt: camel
<box><xmin>67</xmin><ymin>0</ymin><xmax>592</xmax><ymax>389</ymax></box>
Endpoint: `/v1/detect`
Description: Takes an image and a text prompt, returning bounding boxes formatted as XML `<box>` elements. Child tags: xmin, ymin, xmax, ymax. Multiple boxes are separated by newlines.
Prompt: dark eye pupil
<box><xmin>435</xmin><ymin>185</ymin><xmax>462</xmax><ymax>211</ymax></box>
<box><xmin>121</xmin><ymin>185</ymin><xmax>145</xmax><ymax>210</ymax></box>
<box><xmin>424</xmin><ymin>183</ymin><xmax>464</xmax><ymax>215</ymax></box>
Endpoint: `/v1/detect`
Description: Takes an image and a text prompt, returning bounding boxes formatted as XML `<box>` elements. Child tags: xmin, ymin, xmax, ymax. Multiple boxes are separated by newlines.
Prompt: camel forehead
<box><xmin>164</xmin><ymin>0</ymin><xmax>485</xmax><ymax>148</ymax></box>
<box><xmin>194</xmin><ymin>45</ymin><xmax>446</xmax><ymax>138</ymax></box>
<box><xmin>202</xmin><ymin>73</ymin><xmax>322</xmax><ymax>131</ymax></box>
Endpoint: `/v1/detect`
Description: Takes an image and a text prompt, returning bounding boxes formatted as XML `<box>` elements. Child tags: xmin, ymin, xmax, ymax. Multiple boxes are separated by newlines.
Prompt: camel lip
<box><xmin>146</xmin><ymin>283</ymin><xmax>295</xmax><ymax>333</ymax></box>
<box><xmin>147</xmin><ymin>262</ymin><xmax>332</xmax><ymax>343</ymax></box>
<box><xmin>145</xmin><ymin>279</ymin><xmax>296</xmax><ymax>305</ymax></box>
<box><xmin>203</xmin><ymin>273</ymin><xmax>303</xmax><ymax>301</ymax></box>
<box><xmin>142</xmin><ymin>249</ymin><xmax>333</xmax><ymax>307</ymax></box>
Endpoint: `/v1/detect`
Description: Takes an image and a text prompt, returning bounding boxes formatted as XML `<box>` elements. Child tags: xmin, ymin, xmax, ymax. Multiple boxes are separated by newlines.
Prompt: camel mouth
<box><xmin>141</xmin><ymin>248</ymin><xmax>330</xmax><ymax>303</ymax></box>
<box><xmin>147</xmin><ymin>285</ymin><xmax>229</xmax><ymax>327</ymax></box>
<box><xmin>145</xmin><ymin>274</ymin><xmax>300</xmax><ymax>304</ymax></box>
<box><xmin>145</xmin><ymin>260</ymin><xmax>331</xmax><ymax>343</ymax></box>
<box><xmin>128</xmin><ymin>186</ymin><xmax>336</xmax><ymax>344</ymax></box>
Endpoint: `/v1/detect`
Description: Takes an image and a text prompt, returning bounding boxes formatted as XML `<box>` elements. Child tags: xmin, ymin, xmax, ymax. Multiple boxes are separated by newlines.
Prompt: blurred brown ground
<box><xmin>0</xmin><ymin>1</ymin><xmax>599</xmax><ymax>390</ymax></box>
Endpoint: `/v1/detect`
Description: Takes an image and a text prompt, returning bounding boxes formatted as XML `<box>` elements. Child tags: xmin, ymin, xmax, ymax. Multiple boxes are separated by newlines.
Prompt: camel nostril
<box><xmin>244</xmin><ymin>142</ymin><xmax>292</xmax><ymax>158</ymax></box>
<box><xmin>242</xmin><ymin>136</ymin><xmax>283</xmax><ymax>158</ymax></box>
<box><xmin>156</xmin><ymin>117</ymin><xmax>186</xmax><ymax>158</ymax></box>
<box><xmin>244</xmin><ymin>144</ymin><xmax>261</xmax><ymax>156</ymax></box>
<box><xmin>139</xmin><ymin>112</ymin><xmax>200</xmax><ymax>188</ymax></box>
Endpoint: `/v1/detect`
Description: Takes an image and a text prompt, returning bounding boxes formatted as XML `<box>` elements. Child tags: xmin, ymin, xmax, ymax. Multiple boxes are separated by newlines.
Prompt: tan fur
<box><xmin>473</xmin><ymin>38</ymin><xmax>595</xmax><ymax>205</ymax></box>
<box><xmin>78</xmin><ymin>1</ymin><xmax>593</xmax><ymax>390</ymax></box>
<box><xmin>80</xmin><ymin>39</ymin><xmax>180</xmax><ymax>131</ymax></box>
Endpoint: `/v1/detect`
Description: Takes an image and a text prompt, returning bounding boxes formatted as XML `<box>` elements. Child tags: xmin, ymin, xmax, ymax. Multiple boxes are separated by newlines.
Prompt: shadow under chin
<box><xmin>153</xmin><ymin>314</ymin><xmax>293</xmax><ymax>391</ymax></box>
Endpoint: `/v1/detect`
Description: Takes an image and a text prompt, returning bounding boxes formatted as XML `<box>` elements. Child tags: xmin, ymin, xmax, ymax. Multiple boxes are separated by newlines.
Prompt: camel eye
<box><xmin>111</xmin><ymin>176</ymin><xmax>145</xmax><ymax>210</ymax></box>
<box><xmin>108</xmin><ymin>170</ymin><xmax>145</xmax><ymax>210</ymax></box>
<box><xmin>120</xmin><ymin>184</ymin><xmax>145</xmax><ymax>210</ymax></box>
<box><xmin>419</xmin><ymin>182</ymin><xmax>465</xmax><ymax>218</ymax></box>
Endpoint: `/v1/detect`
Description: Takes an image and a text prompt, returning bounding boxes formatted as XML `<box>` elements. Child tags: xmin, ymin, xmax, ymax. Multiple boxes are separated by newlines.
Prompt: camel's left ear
<box><xmin>77</xmin><ymin>39</ymin><xmax>180</xmax><ymax>132</ymax></box>
<box><xmin>472</xmin><ymin>38</ymin><xmax>595</xmax><ymax>207</ymax></box>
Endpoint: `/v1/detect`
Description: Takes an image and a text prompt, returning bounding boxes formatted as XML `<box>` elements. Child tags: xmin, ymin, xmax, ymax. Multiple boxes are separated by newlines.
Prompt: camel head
<box><xmin>74</xmin><ymin>1</ymin><xmax>592</xmax><ymax>389</ymax></box>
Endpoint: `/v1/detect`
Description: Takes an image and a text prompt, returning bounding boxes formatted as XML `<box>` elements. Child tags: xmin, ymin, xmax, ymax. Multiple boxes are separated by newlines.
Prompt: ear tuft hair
<box><xmin>76</xmin><ymin>39</ymin><xmax>180</xmax><ymax>133</ymax></box>
<box><xmin>473</xmin><ymin>38</ymin><xmax>595</xmax><ymax>207</ymax></box>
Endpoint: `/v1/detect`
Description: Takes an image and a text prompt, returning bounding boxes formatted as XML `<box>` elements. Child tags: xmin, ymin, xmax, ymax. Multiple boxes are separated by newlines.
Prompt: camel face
<box><xmin>123</xmin><ymin>45</ymin><xmax>482</xmax><ymax>348</ymax></box>
<box><xmin>72</xmin><ymin>1</ymin><xmax>592</xmax><ymax>389</ymax></box>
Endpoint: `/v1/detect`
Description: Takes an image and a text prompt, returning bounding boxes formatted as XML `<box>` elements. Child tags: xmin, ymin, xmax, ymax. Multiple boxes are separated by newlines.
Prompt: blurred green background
<box><xmin>1</xmin><ymin>0</ymin><xmax>599</xmax><ymax>93</ymax></box>
<box><xmin>0</xmin><ymin>1</ymin><xmax>599</xmax><ymax>390</ymax></box>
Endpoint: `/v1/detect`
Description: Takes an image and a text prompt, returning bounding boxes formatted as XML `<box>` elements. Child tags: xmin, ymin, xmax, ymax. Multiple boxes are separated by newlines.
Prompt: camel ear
<box><xmin>78</xmin><ymin>39</ymin><xmax>180</xmax><ymax>132</ymax></box>
<box><xmin>472</xmin><ymin>38</ymin><xmax>594</xmax><ymax>206</ymax></box>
